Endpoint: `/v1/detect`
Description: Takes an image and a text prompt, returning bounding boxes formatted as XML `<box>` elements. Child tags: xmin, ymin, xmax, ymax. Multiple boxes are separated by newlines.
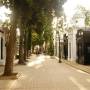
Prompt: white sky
<box><xmin>0</xmin><ymin>1</ymin><xmax>90</xmax><ymax>28</ymax></box>
<box><xmin>0</xmin><ymin>6</ymin><xmax>11</xmax><ymax>22</ymax></box>
<box><xmin>63</xmin><ymin>0</ymin><xmax>90</xmax><ymax>27</ymax></box>
<box><xmin>63</xmin><ymin>0</ymin><xmax>90</xmax><ymax>19</ymax></box>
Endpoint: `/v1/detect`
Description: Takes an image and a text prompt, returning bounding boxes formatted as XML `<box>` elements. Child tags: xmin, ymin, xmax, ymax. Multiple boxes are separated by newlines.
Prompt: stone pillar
<box><xmin>68</xmin><ymin>30</ymin><xmax>77</xmax><ymax>61</ymax></box>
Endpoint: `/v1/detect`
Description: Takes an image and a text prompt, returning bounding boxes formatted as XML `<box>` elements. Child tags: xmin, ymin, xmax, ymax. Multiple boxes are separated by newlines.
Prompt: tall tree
<box><xmin>0</xmin><ymin>0</ymin><xmax>66</xmax><ymax>75</ymax></box>
<box><xmin>0</xmin><ymin>0</ymin><xmax>18</xmax><ymax>76</ymax></box>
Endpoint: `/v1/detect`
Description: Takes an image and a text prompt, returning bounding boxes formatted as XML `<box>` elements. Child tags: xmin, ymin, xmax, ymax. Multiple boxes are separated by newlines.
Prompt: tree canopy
<box><xmin>0</xmin><ymin>0</ymin><xmax>66</xmax><ymax>75</ymax></box>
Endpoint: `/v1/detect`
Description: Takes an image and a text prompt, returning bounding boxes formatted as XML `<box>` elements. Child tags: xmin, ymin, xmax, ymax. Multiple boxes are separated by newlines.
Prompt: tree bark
<box><xmin>18</xmin><ymin>27</ymin><xmax>25</xmax><ymax>64</ymax></box>
<box><xmin>4</xmin><ymin>22</ymin><xmax>17</xmax><ymax>76</ymax></box>
<box><xmin>24</xmin><ymin>29</ymin><xmax>27</xmax><ymax>61</ymax></box>
<box><xmin>27</xmin><ymin>30</ymin><xmax>32</xmax><ymax>56</ymax></box>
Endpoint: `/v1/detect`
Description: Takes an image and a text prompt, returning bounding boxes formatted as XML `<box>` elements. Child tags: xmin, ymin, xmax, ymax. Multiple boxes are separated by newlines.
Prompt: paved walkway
<box><xmin>62</xmin><ymin>59</ymin><xmax>90</xmax><ymax>74</ymax></box>
<box><xmin>0</xmin><ymin>54</ymin><xmax>90</xmax><ymax>90</ymax></box>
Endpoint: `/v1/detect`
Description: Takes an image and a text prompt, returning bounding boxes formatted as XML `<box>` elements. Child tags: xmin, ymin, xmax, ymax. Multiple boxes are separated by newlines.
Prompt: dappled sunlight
<box><xmin>0</xmin><ymin>80</ymin><xmax>18</xmax><ymax>89</ymax></box>
<box><xmin>86</xmin><ymin>79</ymin><xmax>90</xmax><ymax>83</ymax></box>
<box><xmin>8</xmin><ymin>80</ymin><xmax>17</xmax><ymax>89</ymax></box>
<box><xmin>45</xmin><ymin>55</ymin><xmax>51</xmax><ymax>59</ymax></box>
<box><xmin>35</xmin><ymin>64</ymin><xmax>43</xmax><ymax>69</ymax></box>
<box><xmin>5</xmin><ymin>74</ymin><xmax>30</xmax><ymax>89</ymax></box>
<box><xmin>69</xmin><ymin>76</ymin><xmax>87</xmax><ymax>90</ymax></box>
<box><xmin>76</xmin><ymin>70</ymin><xmax>88</xmax><ymax>74</ymax></box>
<box><xmin>19</xmin><ymin>73</ymin><xmax>27</xmax><ymax>79</ymax></box>
<box><xmin>27</xmin><ymin>55</ymin><xmax>45</xmax><ymax>67</ymax></box>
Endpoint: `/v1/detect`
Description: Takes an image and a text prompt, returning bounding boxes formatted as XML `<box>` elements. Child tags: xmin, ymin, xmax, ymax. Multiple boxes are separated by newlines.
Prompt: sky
<box><xmin>63</xmin><ymin>0</ymin><xmax>90</xmax><ymax>27</ymax></box>
<box><xmin>0</xmin><ymin>6</ymin><xmax>11</xmax><ymax>22</ymax></box>
<box><xmin>63</xmin><ymin>0</ymin><xmax>90</xmax><ymax>18</ymax></box>
<box><xmin>0</xmin><ymin>1</ymin><xmax>90</xmax><ymax>27</ymax></box>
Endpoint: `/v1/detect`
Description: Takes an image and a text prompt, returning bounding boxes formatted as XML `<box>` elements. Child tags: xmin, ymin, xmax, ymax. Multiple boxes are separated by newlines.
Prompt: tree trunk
<box><xmin>45</xmin><ymin>42</ymin><xmax>48</xmax><ymax>53</ymax></box>
<box><xmin>4</xmin><ymin>23</ymin><xmax>17</xmax><ymax>76</ymax></box>
<box><xmin>27</xmin><ymin>30</ymin><xmax>32</xmax><ymax>56</ymax></box>
<box><xmin>24</xmin><ymin>29</ymin><xmax>27</xmax><ymax>61</ymax></box>
<box><xmin>32</xmin><ymin>45</ymin><xmax>34</xmax><ymax>54</ymax></box>
<box><xmin>18</xmin><ymin>28</ymin><xmax>25</xmax><ymax>64</ymax></box>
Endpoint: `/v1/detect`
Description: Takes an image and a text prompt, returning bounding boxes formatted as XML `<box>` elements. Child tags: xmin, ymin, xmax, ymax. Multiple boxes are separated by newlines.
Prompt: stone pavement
<box><xmin>62</xmin><ymin>59</ymin><xmax>90</xmax><ymax>74</ymax></box>
<box><xmin>0</xmin><ymin>54</ymin><xmax>90</xmax><ymax>90</ymax></box>
<box><xmin>53</xmin><ymin>56</ymin><xmax>90</xmax><ymax>74</ymax></box>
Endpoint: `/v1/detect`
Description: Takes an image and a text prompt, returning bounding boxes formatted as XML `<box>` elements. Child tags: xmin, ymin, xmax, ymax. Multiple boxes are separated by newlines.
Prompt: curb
<box><xmin>63</xmin><ymin>60</ymin><xmax>90</xmax><ymax>74</ymax></box>
<box><xmin>52</xmin><ymin>56</ymin><xmax>90</xmax><ymax>74</ymax></box>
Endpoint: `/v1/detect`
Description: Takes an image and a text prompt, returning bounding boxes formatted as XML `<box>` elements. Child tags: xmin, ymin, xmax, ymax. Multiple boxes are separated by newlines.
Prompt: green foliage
<box><xmin>32</xmin><ymin>31</ymin><xmax>39</xmax><ymax>46</ymax></box>
<box><xmin>47</xmin><ymin>38</ymin><xmax>54</xmax><ymax>56</ymax></box>
<box><xmin>1</xmin><ymin>0</ymin><xmax>66</xmax><ymax>54</ymax></box>
<box><xmin>85</xmin><ymin>12</ymin><xmax>90</xmax><ymax>26</ymax></box>
<box><xmin>32</xmin><ymin>31</ymin><xmax>44</xmax><ymax>46</ymax></box>
<box><xmin>73</xmin><ymin>5</ymin><xmax>90</xmax><ymax>27</ymax></box>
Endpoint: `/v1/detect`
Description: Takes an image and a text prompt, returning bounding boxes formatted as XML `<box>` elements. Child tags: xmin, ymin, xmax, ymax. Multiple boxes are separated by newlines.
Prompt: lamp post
<box><xmin>56</xmin><ymin>31</ymin><xmax>61</xmax><ymax>63</ymax></box>
<box><xmin>56</xmin><ymin>16</ymin><xmax>63</xmax><ymax>63</ymax></box>
<box><xmin>58</xmin><ymin>32</ymin><xmax>62</xmax><ymax>63</ymax></box>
